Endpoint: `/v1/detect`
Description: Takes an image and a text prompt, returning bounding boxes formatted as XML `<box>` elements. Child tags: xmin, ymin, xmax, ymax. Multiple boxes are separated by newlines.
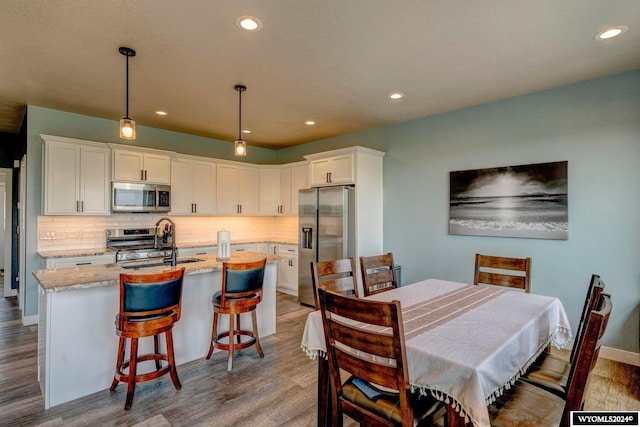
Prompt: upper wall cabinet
<box><xmin>171</xmin><ymin>155</ymin><xmax>216</xmax><ymax>215</ymax></box>
<box><xmin>112</xmin><ymin>147</ymin><xmax>172</xmax><ymax>184</ymax></box>
<box><xmin>260</xmin><ymin>167</ymin><xmax>282</xmax><ymax>215</ymax></box>
<box><xmin>305</xmin><ymin>147</ymin><xmax>384</xmax><ymax>187</ymax></box>
<box><xmin>286</xmin><ymin>162</ymin><xmax>309</xmax><ymax>216</ymax></box>
<box><xmin>216</xmin><ymin>163</ymin><xmax>260</xmax><ymax>215</ymax></box>
<box><xmin>307</xmin><ymin>152</ymin><xmax>354</xmax><ymax>186</ymax></box>
<box><xmin>42</xmin><ymin>135</ymin><xmax>111</xmax><ymax>215</ymax></box>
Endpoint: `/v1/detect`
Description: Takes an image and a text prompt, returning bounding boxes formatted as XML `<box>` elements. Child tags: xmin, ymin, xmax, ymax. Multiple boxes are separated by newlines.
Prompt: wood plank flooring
<box><xmin>1</xmin><ymin>288</ymin><xmax>638</xmax><ymax>426</ymax></box>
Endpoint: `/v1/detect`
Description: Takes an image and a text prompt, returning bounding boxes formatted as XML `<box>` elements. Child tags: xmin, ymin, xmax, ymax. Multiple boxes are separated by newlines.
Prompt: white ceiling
<box><xmin>0</xmin><ymin>1</ymin><xmax>638</xmax><ymax>149</ymax></box>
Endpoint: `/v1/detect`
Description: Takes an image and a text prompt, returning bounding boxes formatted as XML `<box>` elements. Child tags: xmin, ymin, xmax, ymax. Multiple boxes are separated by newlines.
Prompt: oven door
<box><xmin>112</xmin><ymin>182</ymin><xmax>164</xmax><ymax>213</ymax></box>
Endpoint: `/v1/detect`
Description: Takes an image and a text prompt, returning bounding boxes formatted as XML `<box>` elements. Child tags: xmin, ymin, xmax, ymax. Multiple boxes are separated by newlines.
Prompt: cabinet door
<box><xmin>238</xmin><ymin>167</ymin><xmax>260</xmax><ymax>215</ymax></box>
<box><xmin>260</xmin><ymin>169</ymin><xmax>281</xmax><ymax>215</ymax></box>
<box><xmin>79</xmin><ymin>146</ymin><xmax>110</xmax><ymax>215</ymax></box>
<box><xmin>327</xmin><ymin>154</ymin><xmax>353</xmax><ymax>184</ymax></box>
<box><xmin>143</xmin><ymin>153</ymin><xmax>171</xmax><ymax>184</ymax></box>
<box><xmin>192</xmin><ymin>161</ymin><xmax>216</xmax><ymax>214</ymax></box>
<box><xmin>45</xmin><ymin>253</ymin><xmax>115</xmax><ymax>269</ymax></box>
<box><xmin>290</xmin><ymin>164</ymin><xmax>309</xmax><ymax>216</ymax></box>
<box><xmin>171</xmin><ymin>158</ymin><xmax>194</xmax><ymax>214</ymax></box>
<box><xmin>216</xmin><ymin>164</ymin><xmax>240</xmax><ymax>214</ymax></box>
<box><xmin>113</xmin><ymin>149</ymin><xmax>144</xmax><ymax>181</ymax></box>
<box><xmin>279</xmin><ymin>168</ymin><xmax>292</xmax><ymax>215</ymax></box>
<box><xmin>45</xmin><ymin>141</ymin><xmax>80</xmax><ymax>215</ymax></box>
<box><xmin>309</xmin><ymin>158</ymin><xmax>331</xmax><ymax>186</ymax></box>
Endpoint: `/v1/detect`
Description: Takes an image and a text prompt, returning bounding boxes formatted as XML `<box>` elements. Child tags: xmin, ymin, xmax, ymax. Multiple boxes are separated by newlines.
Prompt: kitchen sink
<box><xmin>120</xmin><ymin>257</ymin><xmax>204</xmax><ymax>269</ymax></box>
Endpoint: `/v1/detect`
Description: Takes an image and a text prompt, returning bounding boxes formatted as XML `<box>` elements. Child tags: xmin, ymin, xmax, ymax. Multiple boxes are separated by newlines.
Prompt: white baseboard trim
<box><xmin>23</xmin><ymin>314</ymin><xmax>38</xmax><ymax>326</ymax></box>
<box><xmin>599</xmin><ymin>346</ymin><xmax>640</xmax><ymax>367</ymax></box>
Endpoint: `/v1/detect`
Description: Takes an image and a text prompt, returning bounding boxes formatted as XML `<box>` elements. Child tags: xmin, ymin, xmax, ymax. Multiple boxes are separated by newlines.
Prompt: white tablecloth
<box><xmin>301</xmin><ymin>279</ymin><xmax>571</xmax><ymax>427</ymax></box>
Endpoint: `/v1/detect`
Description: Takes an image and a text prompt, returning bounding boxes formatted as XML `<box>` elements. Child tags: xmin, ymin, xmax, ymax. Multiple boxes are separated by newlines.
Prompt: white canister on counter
<box><xmin>217</xmin><ymin>229</ymin><xmax>230</xmax><ymax>260</ymax></box>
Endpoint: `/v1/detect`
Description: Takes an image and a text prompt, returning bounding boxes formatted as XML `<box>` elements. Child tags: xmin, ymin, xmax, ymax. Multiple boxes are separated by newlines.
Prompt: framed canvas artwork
<box><xmin>449</xmin><ymin>161</ymin><xmax>568</xmax><ymax>240</ymax></box>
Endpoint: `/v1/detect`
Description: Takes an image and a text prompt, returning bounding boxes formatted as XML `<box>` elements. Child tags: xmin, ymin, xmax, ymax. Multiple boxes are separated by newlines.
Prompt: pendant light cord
<box><xmin>125</xmin><ymin>54</ymin><xmax>130</xmax><ymax>119</ymax></box>
<box><xmin>237</xmin><ymin>87</ymin><xmax>242</xmax><ymax>141</ymax></box>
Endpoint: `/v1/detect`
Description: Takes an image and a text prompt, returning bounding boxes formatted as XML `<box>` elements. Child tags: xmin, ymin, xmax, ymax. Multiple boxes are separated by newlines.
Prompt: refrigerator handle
<box><xmin>301</xmin><ymin>227</ymin><xmax>313</xmax><ymax>250</ymax></box>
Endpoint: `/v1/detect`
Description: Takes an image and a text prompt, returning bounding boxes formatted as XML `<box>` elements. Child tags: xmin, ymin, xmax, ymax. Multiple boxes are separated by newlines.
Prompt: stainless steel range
<box><xmin>107</xmin><ymin>226</ymin><xmax>174</xmax><ymax>263</ymax></box>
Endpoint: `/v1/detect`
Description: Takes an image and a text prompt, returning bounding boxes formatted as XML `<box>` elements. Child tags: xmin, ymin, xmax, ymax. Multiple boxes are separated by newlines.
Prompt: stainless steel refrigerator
<box><xmin>298</xmin><ymin>186</ymin><xmax>355</xmax><ymax>306</ymax></box>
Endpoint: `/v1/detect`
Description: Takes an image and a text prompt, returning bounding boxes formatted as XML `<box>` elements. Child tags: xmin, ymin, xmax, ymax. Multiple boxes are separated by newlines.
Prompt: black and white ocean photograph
<box><xmin>449</xmin><ymin>161</ymin><xmax>568</xmax><ymax>240</ymax></box>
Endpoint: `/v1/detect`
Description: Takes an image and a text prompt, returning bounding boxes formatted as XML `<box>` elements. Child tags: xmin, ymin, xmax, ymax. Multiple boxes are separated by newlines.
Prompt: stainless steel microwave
<box><xmin>112</xmin><ymin>182</ymin><xmax>171</xmax><ymax>213</ymax></box>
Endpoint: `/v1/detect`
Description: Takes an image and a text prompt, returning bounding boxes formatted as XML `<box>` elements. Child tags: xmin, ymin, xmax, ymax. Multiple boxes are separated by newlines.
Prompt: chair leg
<box><xmin>154</xmin><ymin>334</ymin><xmax>162</xmax><ymax>370</ymax></box>
<box><xmin>165</xmin><ymin>329</ymin><xmax>181</xmax><ymax>390</ymax></box>
<box><xmin>206</xmin><ymin>311</ymin><xmax>218</xmax><ymax>359</ymax></box>
<box><xmin>251</xmin><ymin>309</ymin><xmax>264</xmax><ymax>358</ymax></box>
<box><xmin>124</xmin><ymin>337</ymin><xmax>138</xmax><ymax>410</ymax></box>
<box><xmin>236</xmin><ymin>313</ymin><xmax>242</xmax><ymax>344</ymax></box>
<box><xmin>227</xmin><ymin>313</ymin><xmax>235</xmax><ymax>372</ymax></box>
<box><xmin>110</xmin><ymin>336</ymin><xmax>126</xmax><ymax>391</ymax></box>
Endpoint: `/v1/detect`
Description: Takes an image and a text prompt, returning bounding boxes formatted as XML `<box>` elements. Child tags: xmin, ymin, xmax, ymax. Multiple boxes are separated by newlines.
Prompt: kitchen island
<box><xmin>33</xmin><ymin>252</ymin><xmax>288</xmax><ymax>409</ymax></box>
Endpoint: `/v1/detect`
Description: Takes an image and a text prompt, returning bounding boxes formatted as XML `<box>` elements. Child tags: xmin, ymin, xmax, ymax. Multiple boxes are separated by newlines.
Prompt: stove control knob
<box><xmin>126</xmin><ymin>253</ymin><xmax>140</xmax><ymax>260</ymax></box>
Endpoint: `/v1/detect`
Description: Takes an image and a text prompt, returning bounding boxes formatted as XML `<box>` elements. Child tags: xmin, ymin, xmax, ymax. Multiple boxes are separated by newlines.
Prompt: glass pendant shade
<box><xmin>120</xmin><ymin>118</ymin><xmax>136</xmax><ymax>140</ymax></box>
<box><xmin>235</xmin><ymin>139</ymin><xmax>247</xmax><ymax>156</ymax></box>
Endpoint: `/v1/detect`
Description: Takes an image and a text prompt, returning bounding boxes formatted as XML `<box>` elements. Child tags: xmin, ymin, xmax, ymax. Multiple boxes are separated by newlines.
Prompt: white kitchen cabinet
<box><xmin>112</xmin><ymin>148</ymin><xmax>171</xmax><ymax>184</ymax></box>
<box><xmin>289</xmin><ymin>162</ymin><xmax>309</xmax><ymax>216</ymax></box>
<box><xmin>171</xmin><ymin>156</ymin><xmax>216</xmax><ymax>214</ymax></box>
<box><xmin>308</xmin><ymin>153</ymin><xmax>353</xmax><ymax>186</ymax></box>
<box><xmin>260</xmin><ymin>168</ymin><xmax>282</xmax><ymax>215</ymax></box>
<box><xmin>271</xmin><ymin>244</ymin><xmax>298</xmax><ymax>296</ymax></box>
<box><xmin>216</xmin><ymin>163</ymin><xmax>260</xmax><ymax>215</ymax></box>
<box><xmin>255</xmin><ymin>243</ymin><xmax>269</xmax><ymax>254</ymax></box>
<box><xmin>177</xmin><ymin>246</ymin><xmax>217</xmax><ymax>257</ymax></box>
<box><xmin>230</xmin><ymin>243</ymin><xmax>257</xmax><ymax>252</ymax></box>
<box><xmin>42</xmin><ymin>135</ymin><xmax>111</xmax><ymax>215</ymax></box>
<box><xmin>45</xmin><ymin>253</ymin><xmax>115</xmax><ymax>269</ymax></box>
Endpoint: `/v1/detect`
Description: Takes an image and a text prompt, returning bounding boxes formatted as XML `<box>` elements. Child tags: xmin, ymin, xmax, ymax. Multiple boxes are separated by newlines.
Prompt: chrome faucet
<box><xmin>155</xmin><ymin>217</ymin><xmax>178</xmax><ymax>266</ymax></box>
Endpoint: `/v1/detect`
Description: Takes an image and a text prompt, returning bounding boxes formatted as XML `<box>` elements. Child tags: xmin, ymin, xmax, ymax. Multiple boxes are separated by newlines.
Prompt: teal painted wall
<box><xmin>25</xmin><ymin>71</ymin><xmax>639</xmax><ymax>353</ymax></box>
<box><xmin>277</xmin><ymin>70</ymin><xmax>640</xmax><ymax>353</ymax></box>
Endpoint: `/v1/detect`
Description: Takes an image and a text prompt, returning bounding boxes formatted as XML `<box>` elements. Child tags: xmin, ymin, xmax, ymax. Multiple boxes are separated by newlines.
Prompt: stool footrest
<box><xmin>215</xmin><ymin>330</ymin><xmax>257</xmax><ymax>351</ymax></box>
<box><xmin>114</xmin><ymin>353</ymin><xmax>172</xmax><ymax>384</ymax></box>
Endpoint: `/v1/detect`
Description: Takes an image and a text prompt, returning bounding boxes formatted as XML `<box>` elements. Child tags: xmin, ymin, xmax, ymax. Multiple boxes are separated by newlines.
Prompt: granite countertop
<box><xmin>33</xmin><ymin>252</ymin><xmax>291</xmax><ymax>293</ymax></box>
<box><xmin>38</xmin><ymin>238</ymin><xmax>298</xmax><ymax>259</ymax></box>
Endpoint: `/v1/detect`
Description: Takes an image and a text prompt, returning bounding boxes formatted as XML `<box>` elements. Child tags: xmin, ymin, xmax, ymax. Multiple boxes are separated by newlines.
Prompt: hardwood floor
<box><xmin>1</xmin><ymin>288</ymin><xmax>638</xmax><ymax>426</ymax></box>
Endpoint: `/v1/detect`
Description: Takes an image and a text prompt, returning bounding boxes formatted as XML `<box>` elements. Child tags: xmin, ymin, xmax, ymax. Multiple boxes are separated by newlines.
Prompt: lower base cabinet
<box><xmin>271</xmin><ymin>244</ymin><xmax>298</xmax><ymax>296</ymax></box>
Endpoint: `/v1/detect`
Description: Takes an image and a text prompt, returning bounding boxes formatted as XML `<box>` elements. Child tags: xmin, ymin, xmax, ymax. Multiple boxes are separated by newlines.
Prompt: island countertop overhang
<box><xmin>33</xmin><ymin>251</ymin><xmax>291</xmax><ymax>293</ymax></box>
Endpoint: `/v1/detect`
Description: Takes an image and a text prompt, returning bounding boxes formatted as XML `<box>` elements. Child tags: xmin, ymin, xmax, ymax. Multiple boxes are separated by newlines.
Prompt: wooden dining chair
<box><xmin>359</xmin><ymin>253</ymin><xmax>399</xmax><ymax>297</ymax></box>
<box><xmin>110</xmin><ymin>268</ymin><xmax>185</xmax><ymax>410</ymax></box>
<box><xmin>523</xmin><ymin>274</ymin><xmax>605</xmax><ymax>396</ymax></box>
<box><xmin>317</xmin><ymin>287</ymin><xmax>445</xmax><ymax>426</ymax></box>
<box><xmin>489</xmin><ymin>293</ymin><xmax>612</xmax><ymax>427</ymax></box>
<box><xmin>310</xmin><ymin>257</ymin><xmax>358</xmax><ymax>309</ymax></box>
<box><xmin>474</xmin><ymin>253</ymin><xmax>531</xmax><ymax>292</ymax></box>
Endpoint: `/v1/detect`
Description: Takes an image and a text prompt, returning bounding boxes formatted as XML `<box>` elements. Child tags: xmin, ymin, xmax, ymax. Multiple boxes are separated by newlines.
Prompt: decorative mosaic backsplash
<box><xmin>37</xmin><ymin>215</ymin><xmax>298</xmax><ymax>251</ymax></box>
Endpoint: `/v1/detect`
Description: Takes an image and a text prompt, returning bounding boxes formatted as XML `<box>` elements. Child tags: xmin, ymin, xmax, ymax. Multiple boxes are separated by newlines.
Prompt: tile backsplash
<box><xmin>37</xmin><ymin>215</ymin><xmax>298</xmax><ymax>251</ymax></box>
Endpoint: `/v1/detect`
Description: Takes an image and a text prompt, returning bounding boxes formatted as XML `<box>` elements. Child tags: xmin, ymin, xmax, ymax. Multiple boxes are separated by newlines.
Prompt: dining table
<box><xmin>300</xmin><ymin>279</ymin><xmax>572</xmax><ymax>427</ymax></box>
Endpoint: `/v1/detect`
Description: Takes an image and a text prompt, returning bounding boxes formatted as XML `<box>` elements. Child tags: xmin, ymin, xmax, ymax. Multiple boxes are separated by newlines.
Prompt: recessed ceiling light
<box><xmin>155</xmin><ymin>111</ymin><xmax>168</xmax><ymax>116</ymax></box>
<box><xmin>305</xmin><ymin>121</ymin><xmax>316</xmax><ymax>126</ymax></box>
<box><xmin>388</xmin><ymin>92</ymin><xmax>404</xmax><ymax>100</ymax></box>
<box><xmin>595</xmin><ymin>26</ymin><xmax>628</xmax><ymax>40</ymax></box>
<box><xmin>236</xmin><ymin>16</ymin><xmax>262</xmax><ymax>32</ymax></box>
<box><xmin>242</xmin><ymin>129</ymin><xmax>251</xmax><ymax>134</ymax></box>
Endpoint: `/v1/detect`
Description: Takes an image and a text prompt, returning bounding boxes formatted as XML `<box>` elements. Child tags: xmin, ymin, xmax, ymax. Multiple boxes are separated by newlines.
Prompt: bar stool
<box><xmin>206</xmin><ymin>258</ymin><xmax>267</xmax><ymax>371</ymax></box>
<box><xmin>110</xmin><ymin>268</ymin><xmax>185</xmax><ymax>410</ymax></box>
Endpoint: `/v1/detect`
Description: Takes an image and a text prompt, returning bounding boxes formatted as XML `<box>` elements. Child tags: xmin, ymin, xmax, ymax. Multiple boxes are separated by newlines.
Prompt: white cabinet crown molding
<box><xmin>303</xmin><ymin>145</ymin><xmax>385</xmax><ymax>161</ymax></box>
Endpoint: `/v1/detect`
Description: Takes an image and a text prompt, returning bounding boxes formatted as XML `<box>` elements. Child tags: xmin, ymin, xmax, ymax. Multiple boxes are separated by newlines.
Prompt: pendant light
<box><xmin>119</xmin><ymin>46</ymin><xmax>136</xmax><ymax>140</ymax></box>
<box><xmin>234</xmin><ymin>84</ymin><xmax>247</xmax><ymax>156</ymax></box>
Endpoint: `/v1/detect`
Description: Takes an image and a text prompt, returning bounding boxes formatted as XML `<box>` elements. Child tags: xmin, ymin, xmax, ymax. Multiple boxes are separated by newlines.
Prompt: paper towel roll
<box><xmin>217</xmin><ymin>229</ymin><xmax>230</xmax><ymax>260</ymax></box>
